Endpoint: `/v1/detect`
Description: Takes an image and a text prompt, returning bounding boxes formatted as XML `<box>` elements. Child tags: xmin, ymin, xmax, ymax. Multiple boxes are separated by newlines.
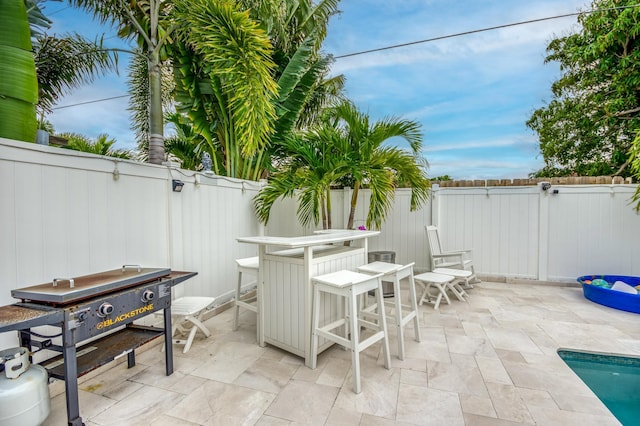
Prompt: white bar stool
<box><xmin>357</xmin><ymin>261</ymin><xmax>421</xmax><ymax>360</ymax></box>
<box><xmin>414</xmin><ymin>272</ymin><xmax>456</xmax><ymax>309</ymax></box>
<box><xmin>310</xmin><ymin>270</ymin><xmax>391</xmax><ymax>394</ymax></box>
<box><xmin>169</xmin><ymin>296</ymin><xmax>217</xmax><ymax>353</ymax></box>
<box><xmin>433</xmin><ymin>267</ymin><xmax>475</xmax><ymax>290</ymax></box>
<box><xmin>234</xmin><ymin>256</ymin><xmax>259</xmax><ymax>337</ymax></box>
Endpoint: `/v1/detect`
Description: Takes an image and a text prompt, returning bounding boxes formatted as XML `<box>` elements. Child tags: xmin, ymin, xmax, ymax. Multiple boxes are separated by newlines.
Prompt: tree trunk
<box><xmin>326</xmin><ymin>187</ymin><xmax>332</xmax><ymax>229</ymax></box>
<box><xmin>321</xmin><ymin>193</ymin><xmax>327</xmax><ymax>229</ymax></box>
<box><xmin>147</xmin><ymin>49</ymin><xmax>165</xmax><ymax>164</ymax></box>
<box><xmin>344</xmin><ymin>182</ymin><xmax>359</xmax><ymax>246</ymax></box>
<box><xmin>346</xmin><ymin>182</ymin><xmax>359</xmax><ymax>230</ymax></box>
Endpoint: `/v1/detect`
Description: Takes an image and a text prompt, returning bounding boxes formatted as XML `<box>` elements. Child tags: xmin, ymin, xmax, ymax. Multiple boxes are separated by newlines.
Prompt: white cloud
<box><xmin>329</xmin><ymin>0</ymin><xmax>586</xmax><ymax>75</ymax></box>
<box><xmin>424</xmin><ymin>134</ymin><xmax>537</xmax><ymax>153</ymax></box>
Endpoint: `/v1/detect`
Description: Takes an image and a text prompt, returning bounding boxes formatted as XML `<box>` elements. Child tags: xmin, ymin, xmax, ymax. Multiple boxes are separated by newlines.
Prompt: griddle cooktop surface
<box><xmin>11</xmin><ymin>267</ymin><xmax>171</xmax><ymax>304</ymax></box>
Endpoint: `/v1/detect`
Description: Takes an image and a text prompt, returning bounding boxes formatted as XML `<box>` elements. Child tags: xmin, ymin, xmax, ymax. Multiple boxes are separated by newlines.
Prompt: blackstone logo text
<box><xmin>96</xmin><ymin>304</ymin><xmax>154</xmax><ymax>329</ymax></box>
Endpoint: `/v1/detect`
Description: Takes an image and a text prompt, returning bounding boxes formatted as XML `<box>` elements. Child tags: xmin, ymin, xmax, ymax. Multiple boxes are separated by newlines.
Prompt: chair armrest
<box><xmin>442</xmin><ymin>249</ymin><xmax>473</xmax><ymax>254</ymax></box>
<box><xmin>432</xmin><ymin>253</ymin><xmax>465</xmax><ymax>261</ymax></box>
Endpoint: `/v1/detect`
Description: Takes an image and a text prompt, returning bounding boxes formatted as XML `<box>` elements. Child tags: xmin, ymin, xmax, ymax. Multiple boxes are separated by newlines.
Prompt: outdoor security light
<box><xmin>172</xmin><ymin>179</ymin><xmax>185</xmax><ymax>192</ymax></box>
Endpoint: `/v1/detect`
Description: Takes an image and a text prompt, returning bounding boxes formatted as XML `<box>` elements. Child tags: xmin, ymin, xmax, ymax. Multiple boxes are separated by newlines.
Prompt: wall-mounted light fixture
<box><xmin>112</xmin><ymin>163</ymin><xmax>120</xmax><ymax>181</ymax></box>
<box><xmin>172</xmin><ymin>179</ymin><xmax>185</xmax><ymax>192</ymax></box>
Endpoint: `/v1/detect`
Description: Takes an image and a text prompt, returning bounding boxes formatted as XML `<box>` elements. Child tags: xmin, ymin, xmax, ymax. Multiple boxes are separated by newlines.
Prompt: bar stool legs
<box><xmin>310</xmin><ymin>270</ymin><xmax>390</xmax><ymax>394</ymax></box>
<box><xmin>391</xmin><ymin>264</ymin><xmax>421</xmax><ymax>360</ymax></box>
<box><xmin>234</xmin><ymin>256</ymin><xmax>259</xmax><ymax>338</ymax></box>
<box><xmin>357</xmin><ymin>262</ymin><xmax>421</xmax><ymax>361</ymax></box>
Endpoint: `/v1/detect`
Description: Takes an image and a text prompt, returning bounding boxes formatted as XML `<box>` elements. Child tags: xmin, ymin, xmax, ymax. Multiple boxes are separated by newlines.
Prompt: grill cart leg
<box><xmin>63</xmin><ymin>326</ymin><xmax>84</xmax><ymax>426</ymax></box>
<box><xmin>127</xmin><ymin>350</ymin><xmax>135</xmax><ymax>368</ymax></box>
<box><xmin>163</xmin><ymin>306</ymin><xmax>174</xmax><ymax>375</ymax></box>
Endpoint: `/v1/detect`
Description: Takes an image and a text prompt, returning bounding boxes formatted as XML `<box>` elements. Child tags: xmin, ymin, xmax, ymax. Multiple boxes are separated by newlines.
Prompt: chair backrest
<box><xmin>425</xmin><ymin>226</ymin><xmax>447</xmax><ymax>270</ymax></box>
<box><xmin>425</xmin><ymin>226</ymin><xmax>443</xmax><ymax>256</ymax></box>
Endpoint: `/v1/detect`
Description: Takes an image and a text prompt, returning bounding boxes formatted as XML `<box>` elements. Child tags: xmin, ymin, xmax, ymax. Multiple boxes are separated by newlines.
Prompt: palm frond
<box><xmin>34</xmin><ymin>33</ymin><xmax>118</xmax><ymax>114</ymax></box>
<box><xmin>296</xmin><ymin>0</ymin><xmax>340</xmax><ymax>49</ymax></box>
<box><xmin>253</xmin><ymin>168</ymin><xmax>299</xmax><ymax>224</ymax></box>
<box><xmin>25</xmin><ymin>0</ymin><xmax>54</xmax><ymax>39</ymax></box>
<box><xmin>275</xmin><ymin>54</ymin><xmax>331</xmax><ymax>142</ymax></box>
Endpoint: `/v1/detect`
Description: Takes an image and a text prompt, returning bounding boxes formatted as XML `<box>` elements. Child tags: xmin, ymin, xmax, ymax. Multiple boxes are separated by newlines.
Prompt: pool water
<box><xmin>558</xmin><ymin>350</ymin><xmax>640</xmax><ymax>425</ymax></box>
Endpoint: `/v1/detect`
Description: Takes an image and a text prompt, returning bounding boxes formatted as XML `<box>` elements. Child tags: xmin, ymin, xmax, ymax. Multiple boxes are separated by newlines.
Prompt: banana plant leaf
<box><xmin>0</xmin><ymin>0</ymin><xmax>38</xmax><ymax>143</ymax></box>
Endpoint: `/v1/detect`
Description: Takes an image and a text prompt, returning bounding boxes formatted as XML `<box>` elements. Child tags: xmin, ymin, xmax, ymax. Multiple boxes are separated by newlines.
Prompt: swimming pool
<box><xmin>558</xmin><ymin>350</ymin><xmax>640</xmax><ymax>425</ymax></box>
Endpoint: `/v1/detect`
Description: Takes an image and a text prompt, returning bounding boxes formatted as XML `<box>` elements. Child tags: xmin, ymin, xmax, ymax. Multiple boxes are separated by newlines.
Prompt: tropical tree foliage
<box><xmin>242</xmin><ymin>0</ymin><xmax>345</xmax><ymax>131</ymax></box>
<box><xmin>0</xmin><ymin>0</ymin><xmax>38</xmax><ymax>142</ymax></box>
<box><xmin>71</xmin><ymin>0</ymin><xmax>343</xmax><ymax>175</ymax></box>
<box><xmin>527</xmin><ymin>0</ymin><xmax>640</xmax><ymax>177</ymax></box>
<box><xmin>60</xmin><ymin>132</ymin><xmax>133</xmax><ymax>158</ymax></box>
<box><xmin>170</xmin><ymin>0</ymin><xmax>278</xmax><ymax>179</ymax></box>
<box><xmin>168</xmin><ymin>0</ymin><xmax>344</xmax><ymax>180</ymax></box>
<box><xmin>163</xmin><ymin>112</ymin><xmax>207</xmax><ymax>170</ymax></box>
<box><xmin>255</xmin><ymin>102</ymin><xmax>430</xmax><ymax>230</ymax></box>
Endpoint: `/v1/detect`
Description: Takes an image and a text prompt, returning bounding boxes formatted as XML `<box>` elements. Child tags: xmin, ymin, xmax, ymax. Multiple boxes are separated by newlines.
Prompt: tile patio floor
<box><xmin>42</xmin><ymin>281</ymin><xmax>640</xmax><ymax>425</ymax></box>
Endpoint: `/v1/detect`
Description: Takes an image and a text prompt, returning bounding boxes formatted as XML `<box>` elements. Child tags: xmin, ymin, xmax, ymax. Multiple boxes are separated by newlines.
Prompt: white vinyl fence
<box><xmin>0</xmin><ymin>138</ymin><xmax>262</xmax><ymax>319</ymax></box>
<box><xmin>430</xmin><ymin>184</ymin><xmax>640</xmax><ymax>282</ymax></box>
<box><xmin>268</xmin><ymin>184</ymin><xmax>640</xmax><ymax>281</ymax></box>
<box><xmin>2</xmin><ymin>137</ymin><xmax>639</xmax><ymax>348</ymax></box>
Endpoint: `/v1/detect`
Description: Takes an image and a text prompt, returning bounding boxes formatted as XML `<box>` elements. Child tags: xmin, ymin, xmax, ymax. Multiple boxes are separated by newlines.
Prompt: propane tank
<box><xmin>0</xmin><ymin>347</ymin><xmax>50</xmax><ymax>426</ymax></box>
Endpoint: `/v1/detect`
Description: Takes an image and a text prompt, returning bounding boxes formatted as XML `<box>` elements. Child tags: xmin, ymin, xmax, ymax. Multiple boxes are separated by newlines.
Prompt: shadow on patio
<box><xmin>43</xmin><ymin>281</ymin><xmax>638</xmax><ymax>425</ymax></box>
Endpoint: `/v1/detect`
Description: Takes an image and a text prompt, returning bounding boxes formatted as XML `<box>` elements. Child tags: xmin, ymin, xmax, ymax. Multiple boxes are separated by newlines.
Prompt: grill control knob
<box><xmin>141</xmin><ymin>289</ymin><xmax>155</xmax><ymax>303</ymax></box>
<box><xmin>97</xmin><ymin>303</ymin><xmax>114</xmax><ymax>317</ymax></box>
<box><xmin>76</xmin><ymin>311</ymin><xmax>88</xmax><ymax>322</ymax></box>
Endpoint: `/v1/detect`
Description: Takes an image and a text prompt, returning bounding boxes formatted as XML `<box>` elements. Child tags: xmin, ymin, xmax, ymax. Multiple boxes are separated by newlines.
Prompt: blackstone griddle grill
<box><xmin>0</xmin><ymin>265</ymin><xmax>197</xmax><ymax>426</ymax></box>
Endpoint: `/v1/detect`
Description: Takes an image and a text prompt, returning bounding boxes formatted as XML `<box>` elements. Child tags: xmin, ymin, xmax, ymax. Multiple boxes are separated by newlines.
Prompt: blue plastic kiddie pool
<box><xmin>577</xmin><ymin>275</ymin><xmax>640</xmax><ymax>314</ymax></box>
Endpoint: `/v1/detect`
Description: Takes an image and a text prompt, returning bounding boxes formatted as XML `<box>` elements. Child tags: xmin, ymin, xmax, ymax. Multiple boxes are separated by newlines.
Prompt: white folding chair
<box><xmin>168</xmin><ymin>296</ymin><xmax>217</xmax><ymax>353</ymax></box>
<box><xmin>425</xmin><ymin>225</ymin><xmax>479</xmax><ymax>286</ymax></box>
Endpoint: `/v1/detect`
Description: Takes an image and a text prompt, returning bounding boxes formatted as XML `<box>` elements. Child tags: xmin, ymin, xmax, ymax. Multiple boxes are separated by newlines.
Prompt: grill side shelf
<box><xmin>41</xmin><ymin>325</ymin><xmax>164</xmax><ymax>380</ymax></box>
<box><xmin>0</xmin><ymin>304</ymin><xmax>63</xmax><ymax>333</ymax></box>
<box><xmin>164</xmin><ymin>271</ymin><xmax>198</xmax><ymax>287</ymax></box>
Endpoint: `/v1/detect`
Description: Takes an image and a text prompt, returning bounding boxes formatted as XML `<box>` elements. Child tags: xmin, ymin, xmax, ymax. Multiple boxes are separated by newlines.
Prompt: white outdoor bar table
<box><xmin>237</xmin><ymin>230</ymin><xmax>380</xmax><ymax>367</ymax></box>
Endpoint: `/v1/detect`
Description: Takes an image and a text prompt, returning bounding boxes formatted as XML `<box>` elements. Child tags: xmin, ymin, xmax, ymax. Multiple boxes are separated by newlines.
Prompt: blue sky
<box><xmin>45</xmin><ymin>0</ymin><xmax>588</xmax><ymax>180</ymax></box>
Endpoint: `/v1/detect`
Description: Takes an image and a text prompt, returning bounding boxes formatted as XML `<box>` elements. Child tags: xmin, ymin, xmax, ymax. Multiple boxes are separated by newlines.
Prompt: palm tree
<box><xmin>70</xmin><ymin>0</ymin><xmax>175</xmax><ymax>164</ymax></box>
<box><xmin>255</xmin><ymin>101</ymin><xmax>430</xmax><ymax>230</ymax></box>
<box><xmin>254</xmin><ymin>128</ymin><xmax>344</xmax><ymax>229</ymax></box>
<box><xmin>329</xmin><ymin>102</ymin><xmax>430</xmax><ymax>230</ymax></box>
<box><xmin>0</xmin><ymin>0</ymin><xmax>38</xmax><ymax>142</ymax></box>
